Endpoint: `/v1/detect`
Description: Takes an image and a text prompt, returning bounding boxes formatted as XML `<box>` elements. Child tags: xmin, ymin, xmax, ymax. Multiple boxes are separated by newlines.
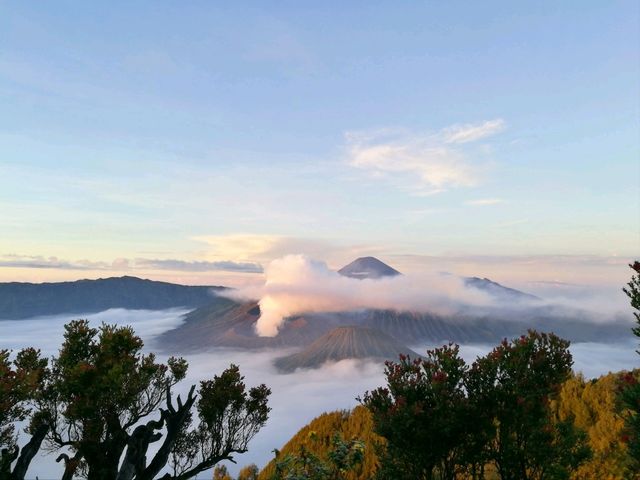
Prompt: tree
<box><xmin>0</xmin><ymin>347</ymin><xmax>49</xmax><ymax>480</ymax></box>
<box><xmin>623</xmin><ymin>261</ymin><xmax>640</xmax><ymax>352</ymax></box>
<box><xmin>360</xmin><ymin>345</ymin><xmax>470</xmax><ymax>480</ymax></box>
<box><xmin>162</xmin><ymin>366</ymin><xmax>271</xmax><ymax>479</ymax></box>
<box><xmin>270</xmin><ymin>432</ymin><xmax>365</xmax><ymax>480</ymax></box>
<box><xmin>34</xmin><ymin>319</ymin><xmax>270</xmax><ymax>480</ymax></box>
<box><xmin>479</xmin><ymin>331</ymin><xmax>590</xmax><ymax>480</ymax></box>
<box><xmin>212</xmin><ymin>464</ymin><xmax>232</xmax><ymax>480</ymax></box>
<box><xmin>361</xmin><ymin>332</ymin><xmax>590</xmax><ymax>480</ymax></box>
<box><xmin>237</xmin><ymin>463</ymin><xmax>259</xmax><ymax>480</ymax></box>
<box><xmin>552</xmin><ymin>372</ymin><xmax>636</xmax><ymax>479</ymax></box>
<box><xmin>621</xmin><ymin>261</ymin><xmax>640</xmax><ymax>475</ymax></box>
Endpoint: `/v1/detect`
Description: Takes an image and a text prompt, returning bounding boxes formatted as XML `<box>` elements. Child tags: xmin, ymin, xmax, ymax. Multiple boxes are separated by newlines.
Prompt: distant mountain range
<box><xmin>157</xmin><ymin>258</ymin><xmax>631</xmax><ymax>371</ymax></box>
<box><xmin>0</xmin><ymin>276</ymin><xmax>223</xmax><ymax>319</ymax></box>
<box><xmin>1</xmin><ymin>258</ymin><xmax>631</xmax><ymax>373</ymax></box>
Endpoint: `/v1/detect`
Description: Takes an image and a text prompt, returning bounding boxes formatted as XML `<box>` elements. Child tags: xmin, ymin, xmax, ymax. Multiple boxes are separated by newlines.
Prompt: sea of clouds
<box><xmin>0</xmin><ymin>307</ymin><xmax>637</xmax><ymax>478</ymax></box>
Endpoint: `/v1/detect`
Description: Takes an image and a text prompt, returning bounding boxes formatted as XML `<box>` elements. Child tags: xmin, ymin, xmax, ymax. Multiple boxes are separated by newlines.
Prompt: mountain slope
<box><xmin>338</xmin><ymin>257</ymin><xmax>401</xmax><ymax>279</ymax></box>
<box><xmin>159</xmin><ymin>298</ymin><xmax>632</xmax><ymax>355</ymax></box>
<box><xmin>157</xmin><ymin>257</ymin><xmax>630</xmax><ymax>353</ymax></box>
<box><xmin>464</xmin><ymin>276</ymin><xmax>539</xmax><ymax>302</ymax></box>
<box><xmin>258</xmin><ymin>406</ymin><xmax>382</xmax><ymax>480</ymax></box>
<box><xmin>158</xmin><ymin>301</ymin><xmax>344</xmax><ymax>350</ymax></box>
<box><xmin>274</xmin><ymin>325</ymin><xmax>420</xmax><ymax>372</ymax></box>
<box><xmin>0</xmin><ymin>276</ymin><xmax>224</xmax><ymax>319</ymax></box>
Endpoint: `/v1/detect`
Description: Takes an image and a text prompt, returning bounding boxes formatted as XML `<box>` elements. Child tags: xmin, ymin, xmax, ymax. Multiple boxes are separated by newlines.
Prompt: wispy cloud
<box><xmin>345</xmin><ymin>119</ymin><xmax>505</xmax><ymax>194</ymax></box>
<box><xmin>192</xmin><ymin>234</ymin><xmax>385</xmax><ymax>269</ymax></box>
<box><xmin>134</xmin><ymin>258</ymin><xmax>263</xmax><ymax>273</ymax></box>
<box><xmin>465</xmin><ymin>198</ymin><xmax>504</xmax><ymax>206</ymax></box>
<box><xmin>192</xmin><ymin>234</ymin><xmax>283</xmax><ymax>262</ymax></box>
<box><xmin>0</xmin><ymin>254</ymin><xmax>109</xmax><ymax>270</ymax></box>
<box><xmin>0</xmin><ymin>254</ymin><xmax>262</xmax><ymax>274</ymax></box>
<box><xmin>442</xmin><ymin>119</ymin><xmax>506</xmax><ymax>144</ymax></box>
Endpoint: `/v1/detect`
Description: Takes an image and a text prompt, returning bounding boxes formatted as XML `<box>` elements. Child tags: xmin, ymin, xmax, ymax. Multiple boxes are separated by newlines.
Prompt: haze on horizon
<box><xmin>1</xmin><ymin>2</ymin><xmax>638</xmax><ymax>291</ymax></box>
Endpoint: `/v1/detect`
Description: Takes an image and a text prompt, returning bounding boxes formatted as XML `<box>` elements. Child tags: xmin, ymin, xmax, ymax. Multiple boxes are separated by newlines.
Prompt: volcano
<box><xmin>337</xmin><ymin>256</ymin><xmax>401</xmax><ymax>279</ymax></box>
<box><xmin>273</xmin><ymin>325</ymin><xmax>419</xmax><ymax>372</ymax></box>
<box><xmin>157</xmin><ymin>256</ymin><xmax>630</xmax><ymax>357</ymax></box>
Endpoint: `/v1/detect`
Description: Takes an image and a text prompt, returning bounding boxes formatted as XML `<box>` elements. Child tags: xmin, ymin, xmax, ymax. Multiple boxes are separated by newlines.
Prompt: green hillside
<box><xmin>259</xmin><ymin>406</ymin><xmax>383</xmax><ymax>480</ymax></box>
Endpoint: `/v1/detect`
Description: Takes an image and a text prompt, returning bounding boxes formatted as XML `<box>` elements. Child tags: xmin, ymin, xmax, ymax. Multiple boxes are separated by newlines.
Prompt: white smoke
<box><xmin>227</xmin><ymin>255</ymin><xmax>499</xmax><ymax>337</ymax></box>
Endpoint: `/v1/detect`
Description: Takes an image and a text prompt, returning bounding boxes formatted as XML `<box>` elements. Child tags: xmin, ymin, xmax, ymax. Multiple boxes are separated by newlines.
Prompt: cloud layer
<box><xmin>0</xmin><ymin>253</ymin><xmax>262</xmax><ymax>274</ymax></box>
<box><xmin>345</xmin><ymin>119</ymin><xmax>505</xmax><ymax>194</ymax></box>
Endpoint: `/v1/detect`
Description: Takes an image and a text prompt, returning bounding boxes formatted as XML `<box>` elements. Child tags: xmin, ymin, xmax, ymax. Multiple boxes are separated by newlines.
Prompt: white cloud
<box><xmin>228</xmin><ymin>254</ymin><xmax>498</xmax><ymax>337</ymax></box>
<box><xmin>442</xmin><ymin>119</ymin><xmax>506</xmax><ymax>144</ymax></box>
<box><xmin>345</xmin><ymin>120</ymin><xmax>505</xmax><ymax>194</ymax></box>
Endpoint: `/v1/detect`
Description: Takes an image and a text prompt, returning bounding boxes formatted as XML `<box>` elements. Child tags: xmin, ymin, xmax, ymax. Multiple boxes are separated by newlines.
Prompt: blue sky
<box><xmin>0</xmin><ymin>1</ymin><xmax>638</xmax><ymax>286</ymax></box>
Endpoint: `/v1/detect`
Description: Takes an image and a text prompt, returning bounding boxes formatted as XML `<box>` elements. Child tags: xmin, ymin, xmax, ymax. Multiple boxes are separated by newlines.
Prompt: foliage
<box><xmin>362</xmin><ymin>331</ymin><xmax>590</xmax><ymax>480</ymax></box>
<box><xmin>552</xmin><ymin>371</ymin><xmax>639</xmax><ymax>479</ymax></box>
<box><xmin>480</xmin><ymin>331</ymin><xmax>590</xmax><ymax>480</ymax></box>
<box><xmin>259</xmin><ymin>407</ymin><xmax>381</xmax><ymax>480</ymax></box>
<box><xmin>213</xmin><ymin>464</ymin><xmax>233</xmax><ymax>480</ymax></box>
<box><xmin>361</xmin><ymin>345</ymin><xmax>469</xmax><ymax>480</ymax></box>
<box><xmin>41</xmin><ymin>320</ymin><xmax>189</xmax><ymax>480</ymax></box>
<box><xmin>621</xmin><ymin>261</ymin><xmax>640</xmax><ymax>476</ymax></box>
<box><xmin>619</xmin><ymin>372</ymin><xmax>640</xmax><ymax>477</ymax></box>
<box><xmin>166</xmin><ymin>365</ymin><xmax>271</xmax><ymax>479</ymax></box>
<box><xmin>237</xmin><ymin>464</ymin><xmax>259</xmax><ymax>480</ymax></box>
<box><xmin>623</xmin><ymin>261</ymin><xmax>640</xmax><ymax>352</ymax></box>
<box><xmin>0</xmin><ymin>347</ymin><xmax>49</xmax><ymax>480</ymax></box>
<box><xmin>2</xmin><ymin>319</ymin><xmax>270</xmax><ymax>480</ymax></box>
<box><xmin>270</xmin><ymin>432</ymin><xmax>364</xmax><ymax>480</ymax></box>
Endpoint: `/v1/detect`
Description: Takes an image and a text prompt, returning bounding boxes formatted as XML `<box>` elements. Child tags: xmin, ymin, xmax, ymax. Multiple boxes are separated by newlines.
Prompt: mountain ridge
<box><xmin>0</xmin><ymin>276</ymin><xmax>225</xmax><ymax>319</ymax></box>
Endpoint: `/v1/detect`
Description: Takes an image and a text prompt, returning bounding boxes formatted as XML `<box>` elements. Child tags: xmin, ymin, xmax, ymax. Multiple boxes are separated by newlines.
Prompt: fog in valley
<box><xmin>0</xmin><ymin>305</ymin><xmax>637</xmax><ymax>478</ymax></box>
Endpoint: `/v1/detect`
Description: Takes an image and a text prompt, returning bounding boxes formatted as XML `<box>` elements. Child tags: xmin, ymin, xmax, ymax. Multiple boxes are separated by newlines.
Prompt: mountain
<box><xmin>337</xmin><ymin>257</ymin><xmax>537</xmax><ymax>303</ymax></box>
<box><xmin>338</xmin><ymin>257</ymin><xmax>401</xmax><ymax>279</ymax></box>
<box><xmin>159</xmin><ymin>295</ymin><xmax>631</xmax><ymax>355</ymax></box>
<box><xmin>158</xmin><ymin>301</ymin><xmax>345</xmax><ymax>350</ymax></box>
<box><xmin>153</xmin><ymin>256</ymin><xmax>631</xmax><ymax>353</ymax></box>
<box><xmin>274</xmin><ymin>325</ymin><xmax>420</xmax><ymax>372</ymax></box>
<box><xmin>464</xmin><ymin>276</ymin><xmax>539</xmax><ymax>302</ymax></box>
<box><xmin>0</xmin><ymin>276</ymin><xmax>225</xmax><ymax>319</ymax></box>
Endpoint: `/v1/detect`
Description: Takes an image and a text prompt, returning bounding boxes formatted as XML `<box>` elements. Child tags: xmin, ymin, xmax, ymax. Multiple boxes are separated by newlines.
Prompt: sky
<box><xmin>0</xmin><ymin>1</ymin><xmax>638</xmax><ymax>289</ymax></box>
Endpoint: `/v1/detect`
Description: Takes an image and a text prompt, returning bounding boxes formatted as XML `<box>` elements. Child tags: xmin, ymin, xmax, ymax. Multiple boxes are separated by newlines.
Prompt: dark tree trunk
<box><xmin>116</xmin><ymin>418</ymin><xmax>163</xmax><ymax>480</ymax></box>
<box><xmin>85</xmin><ymin>434</ymin><xmax>128</xmax><ymax>480</ymax></box>
<box><xmin>56</xmin><ymin>452</ymin><xmax>82</xmax><ymax>480</ymax></box>
<box><xmin>1</xmin><ymin>445</ymin><xmax>19</xmax><ymax>479</ymax></box>
<box><xmin>121</xmin><ymin>385</ymin><xmax>196</xmax><ymax>480</ymax></box>
<box><xmin>10</xmin><ymin>423</ymin><xmax>49</xmax><ymax>480</ymax></box>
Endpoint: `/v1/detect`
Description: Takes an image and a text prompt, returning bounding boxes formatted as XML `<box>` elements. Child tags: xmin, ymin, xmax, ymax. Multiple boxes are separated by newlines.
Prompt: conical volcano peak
<box><xmin>274</xmin><ymin>325</ymin><xmax>419</xmax><ymax>372</ymax></box>
<box><xmin>337</xmin><ymin>256</ymin><xmax>401</xmax><ymax>279</ymax></box>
